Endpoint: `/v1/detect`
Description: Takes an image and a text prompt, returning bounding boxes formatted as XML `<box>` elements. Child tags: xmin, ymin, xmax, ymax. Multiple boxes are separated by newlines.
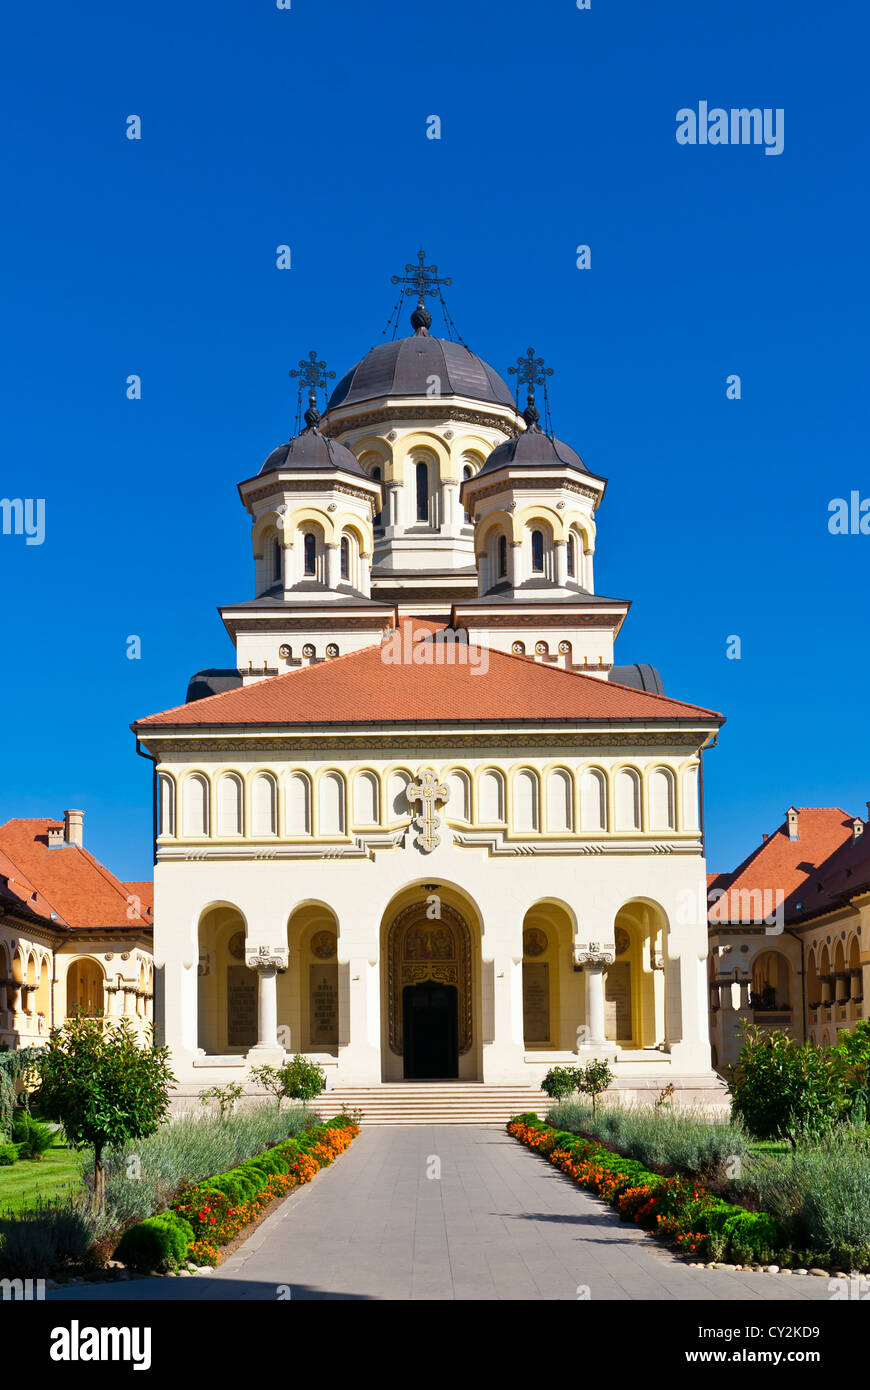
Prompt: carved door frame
<box><xmin>387</xmin><ymin>900</ymin><xmax>473</xmax><ymax>1056</ymax></box>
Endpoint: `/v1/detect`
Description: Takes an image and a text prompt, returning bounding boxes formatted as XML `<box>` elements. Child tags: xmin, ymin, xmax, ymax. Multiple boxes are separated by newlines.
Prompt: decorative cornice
<box><xmin>323</xmin><ymin>403</ymin><xmax>521</xmax><ymax>439</ymax></box>
<box><xmin>451</xmin><ymin>831</ymin><xmax>702</xmax><ymax>858</ymax></box>
<box><xmin>467</xmin><ymin>477</ymin><xmax>601</xmax><ymax>511</ymax></box>
<box><xmin>157</xmin><ymin>829</ymin><xmax>407</xmax><ymax>864</ymax></box>
<box><xmin>142</xmin><ymin>730</ymin><xmax>711</xmax><ymax>755</ymax></box>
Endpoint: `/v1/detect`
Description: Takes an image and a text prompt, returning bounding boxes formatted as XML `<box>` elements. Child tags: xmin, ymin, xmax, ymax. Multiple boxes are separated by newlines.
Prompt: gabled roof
<box><xmin>133</xmin><ymin>625</ymin><xmax>723</xmax><ymax>731</ymax></box>
<box><xmin>708</xmin><ymin>807</ymin><xmax>861</xmax><ymax>926</ymax></box>
<box><xmin>0</xmin><ymin>820</ymin><xmax>152</xmax><ymax>931</ymax></box>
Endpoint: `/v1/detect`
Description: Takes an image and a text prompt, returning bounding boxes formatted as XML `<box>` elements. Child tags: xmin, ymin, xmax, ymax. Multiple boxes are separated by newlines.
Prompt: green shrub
<box><xmin>0</xmin><ymin>1197</ymin><xmax>100</xmax><ymax>1276</ymax></box>
<box><xmin>747</xmin><ymin>1128</ymin><xmax>870</xmax><ymax>1266</ymax></box>
<box><xmin>0</xmin><ymin>1144</ymin><xmax>19</xmax><ymax>1166</ymax></box>
<box><xmin>251</xmin><ymin>1055</ymin><xmax>326</xmax><ymax>1106</ymax></box>
<box><xmin>723</xmin><ymin>1211</ymin><xmax>783</xmax><ymax>1264</ymax></box>
<box><xmin>95</xmin><ymin>1103</ymin><xmax>316</xmax><ymax>1230</ymax></box>
<box><xmin>13</xmin><ymin>1115</ymin><xmax>57</xmax><ymax>1161</ymax></box>
<box><xmin>115</xmin><ymin>1211</ymin><xmax>194</xmax><ymax>1273</ymax></box>
<box><xmin>728</xmin><ymin>1024</ymin><xmax>848</xmax><ymax>1142</ymax></box>
<box><xmin>546</xmin><ymin>1100</ymin><xmax>748</xmax><ymax>1176</ymax></box>
<box><xmin>540</xmin><ymin>1067</ymin><xmax>581</xmax><ymax>1102</ymax></box>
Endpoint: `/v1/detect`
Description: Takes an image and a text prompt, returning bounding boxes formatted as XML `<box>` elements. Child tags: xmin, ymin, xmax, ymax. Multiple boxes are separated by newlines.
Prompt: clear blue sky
<box><xmin>1</xmin><ymin>0</ymin><xmax>867</xmax><ymax>881</ymax></box>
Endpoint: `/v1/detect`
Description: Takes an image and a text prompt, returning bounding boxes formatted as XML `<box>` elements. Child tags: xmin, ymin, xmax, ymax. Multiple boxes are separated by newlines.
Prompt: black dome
<box><xmin>328</xmin><ymin>332</ymin><xmax>515</xmax><ymax>411</ymax></box>
<box><xmin>478</xmin><ymin>423</ymin><xmax>587</xmax><ymax>477</ymax></box>
<box><xmin>260</xmin><ymin>426</ymin><xmax>367</xmax><ymax>478</ymax></box>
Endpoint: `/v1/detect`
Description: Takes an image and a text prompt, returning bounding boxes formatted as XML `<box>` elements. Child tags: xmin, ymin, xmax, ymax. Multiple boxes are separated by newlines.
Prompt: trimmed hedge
<box><xmin>115</xmin><ymin>1211</ymin><xmax>195</xmax><ymax>1273</ymax></box>
<box><xmin>114</xmin><ymin>1115</ymin><xmax>360</xmax><ymax>1270</ymax></box>
<box><xmin>508</xmin><ymin>1115</ymin><xmax>784</xmax><ymax>1264</ymax></box>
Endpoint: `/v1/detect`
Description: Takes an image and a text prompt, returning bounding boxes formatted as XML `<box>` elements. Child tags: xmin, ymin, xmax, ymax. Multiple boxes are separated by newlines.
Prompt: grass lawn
<box><xmin>747</xmin><ymin>1140</ymin><xmax>792</xmax><ymax>1155</ymax></box>
<box><xmin>0</xmin><ymin>1142</ymin><xmax>83</xmax><ymax>1214</ymax></box>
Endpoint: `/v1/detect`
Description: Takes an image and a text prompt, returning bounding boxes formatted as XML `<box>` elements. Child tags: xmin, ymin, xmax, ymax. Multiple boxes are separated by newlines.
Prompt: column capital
<box><xmin>245</xmin><ymin>945</ymin><xmax>288</xmax><ymax>973</ymax></box>
<box><xmin>573</xmin><ymin>942</ymin><xmax>616</xmax><ymax>969</ymax></box>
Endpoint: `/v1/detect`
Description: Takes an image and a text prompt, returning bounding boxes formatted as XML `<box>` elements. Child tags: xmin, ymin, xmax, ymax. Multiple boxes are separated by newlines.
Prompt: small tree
<box><xmin>540</xmin><ymin>1066</ymin><xmax>581</xmax><ymax>1103</ymax></box>
<box><xmin>37</xmin><ymin>1015</ymin><xmax>174</xmax><ymax>1208</ymax></box>
<box><xmin>728</xmin><ymin>1023</ymin><xmax>847</xmax><ymax>1145</ymax></box>
<box><xmin>577</xmin><ymin>1058</ymin><xmax>614</xmax><ymax>1117</ymax></box>
<box><xmin>200</xmin><ymin>1082</ymin><xmax>244</xmax><ymax>1119</ymax></box>
<box><xmin>250</xmin><ymin>1054</ymin><xmax>326</xmax><ymax>1109</ymax></box>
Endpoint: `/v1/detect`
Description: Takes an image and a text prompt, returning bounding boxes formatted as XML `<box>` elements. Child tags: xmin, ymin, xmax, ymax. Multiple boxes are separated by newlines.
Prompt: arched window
<box><xmin>567</xmin><ymin>534</ymin><xmax>576</xmax><ymax>578</ymax></box>
<box><xmin>463</xmin><ymin>464</ymin><xmax>473</xmax><ymax>523</ymax></box>
<box><xmin>252</xmin><ymin>773</ymin><xmax>278</xmax><ymax>836</ymax></box>
<box><xmin>303</xmin><ymin>532</ymin><xmax>316</xmax><ymax>576</ymax></box>
<box><xmin>340</xmin><ymin>536</ymin><xmax>350</xmax><ymax>581</ymax></box>
<box><xmin>531</xmin><ymin>529</ymin><xmax>544</xmax><ymax>573</ymax></box>
<box><xmin>271</xmin><ymin>536</ymin><xmax>282</xmax><ymax>584</ymax></box>
<box><xmin>416</xmin><ymin>461</ymin><xmax>429</xmax><ymax>523</ymax></box>
<box><xmin>217</xmin><ymin>773</ymin><xmax>243</xmax><ymax>837</ymax></box>
<box><xmin>498</xmin><ymin>533</ymin><xmax>508</xmax><ymax>578</ymax></box>
<box><xmin>158</xmin><ymin>774</ymin><xmax>176</xmax><ymax>837</ymax></box>
<box><xmin>372</xmin><ymin>466</ymin><xmax>382</xmax><ymax>528</ymax></box>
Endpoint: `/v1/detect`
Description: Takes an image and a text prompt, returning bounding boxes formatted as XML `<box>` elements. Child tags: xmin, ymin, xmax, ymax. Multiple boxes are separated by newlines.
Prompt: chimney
<box><xmin>64</xmin><ymin>809</ymin><xmax>84</xmax><ymax>848</ymax></box>
<box><xmin>46</xmin><ymin>822</ymin><xmax>64</xmax><ymax>849</ymax></box>
<box><xmin>855</xmin><ymin>817</ymin><xmax>865</xmax><ymax>841</ymax></box>
<box><xmin>786</xmin><ymin>806</ymin><xmax>799</xmax><ymax>841</ymax></box>
<box><xmin>762</xmin><ymin>833</ymin><xmax>769</xmax><ymax>843</ymax></box>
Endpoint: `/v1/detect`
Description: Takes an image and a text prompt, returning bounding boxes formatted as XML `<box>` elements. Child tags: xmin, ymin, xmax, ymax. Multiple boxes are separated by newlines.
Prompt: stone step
<box><xmin>310</xmin><ymin>1085</ymin><xmax>548</xmax><ymax>1125</ymax></box>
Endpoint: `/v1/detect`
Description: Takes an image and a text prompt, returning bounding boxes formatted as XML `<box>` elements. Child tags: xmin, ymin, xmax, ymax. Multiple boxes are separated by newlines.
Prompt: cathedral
<box><xmin>133</xmin><ymin>254</ymin><xmax>725</xmax><ymax>1109</ymax></box>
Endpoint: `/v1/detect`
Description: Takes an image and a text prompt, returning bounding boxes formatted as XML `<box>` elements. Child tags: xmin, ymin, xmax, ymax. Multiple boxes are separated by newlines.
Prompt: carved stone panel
<box><xmin>309</xmin><ymin>964</ymin><xmax>339</xmax><ymax>1046</ymax></box>
<box><xmin>604</xmin><ymin>962</ymin><xmax>632</xmax><ymax>1041</ymax></box>
<box><xmin>522</xmin><ymin>962</ymin><xmax>550</xmax><ymax>1043</ymax></box>
<box><xmin>227</xmin><ymin>965</ymin><xmax>257</xmax><ymax>1047</ymax></box>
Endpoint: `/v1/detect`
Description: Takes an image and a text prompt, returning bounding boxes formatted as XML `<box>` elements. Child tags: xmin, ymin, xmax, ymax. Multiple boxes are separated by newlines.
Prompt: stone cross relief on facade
<box><xmin>406</xmin><ymin>768</ymin><xmax>450</xmax><ymax>853</ymax></box>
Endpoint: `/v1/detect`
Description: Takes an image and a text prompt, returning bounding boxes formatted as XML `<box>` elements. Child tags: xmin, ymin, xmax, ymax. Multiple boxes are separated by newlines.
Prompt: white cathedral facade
<box><xmin>134</xmin><ymin>263</ymin><xmax>725</xmax><ymax>1107</ymax></box>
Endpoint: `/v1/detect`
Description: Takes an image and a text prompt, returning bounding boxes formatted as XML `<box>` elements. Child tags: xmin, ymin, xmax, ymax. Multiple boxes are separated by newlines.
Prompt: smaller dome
<box><xmin>260</xmin><ymin>411</ymin><xmax>366</xmax><ymax>479</ymax></box>
<box><xmin>478</xmin><ymin>417</ymin><xmax>587</xmax><ymax>478</ymax></box>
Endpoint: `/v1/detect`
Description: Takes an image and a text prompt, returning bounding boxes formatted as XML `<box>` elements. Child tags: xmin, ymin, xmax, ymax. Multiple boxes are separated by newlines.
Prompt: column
<box><xmin>246</xmin><ymin>951</ymin><xmax>286</xmax><ymax>1063</ymax></box>
<box><xmin>573</xmin><ymin>944</ymin><xmax>617</xmax><ymax>1053</ymax></box>
<box><xmin>385</xmin><ymin>481</ymin><xmax>401</xmax><ymax>535</ymax></box>
<box><xmin>507</xmin><ymin>540</ymin><xmax>521</xmax><ymax>589</ymax></box>
<box><xmin>554</xmin><ymin>539</ymin><xmax>568</xmax><ymax>587</ymax></box>
<box><xmin>585</xmin><ymin>964</ymin><xmax>606</xmax><ymax>1045</ymax></box>
<box><xmin>359</xmin><ymin>556</ymin><xmax>371</xmax><ymax>598</ymax></box>
<box><xmin>257</xmin><ymin>967</ymin><xmax>278</xmax><ymax>1048</ymax></box>
<box><xmin>325</xmin><ymin>543</ymin><xmax>340</xmax><ymax>590</ymax></box>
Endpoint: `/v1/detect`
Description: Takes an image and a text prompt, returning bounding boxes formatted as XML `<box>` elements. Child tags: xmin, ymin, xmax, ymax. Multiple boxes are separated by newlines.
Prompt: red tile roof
<box><xmin>0</xmin><ymin>820</ymin><xmax>152</xmax><ymax>931</ymax></box>
<box><xmin>134</xmin><ymin>626</ymin><xmax>724</xmax><ymax>730</ymax></box>
<box><xmin>708</xmin><ymin>808</ymin><xmax>860</xmax><ymax>925</ymax></box>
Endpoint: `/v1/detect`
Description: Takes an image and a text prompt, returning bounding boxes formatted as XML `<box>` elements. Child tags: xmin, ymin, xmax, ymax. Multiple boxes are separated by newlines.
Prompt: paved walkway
<box><xmin>49</xmin><ymin>1127</ymin><xmax>835</xmax><ymax>1301</ymax></box>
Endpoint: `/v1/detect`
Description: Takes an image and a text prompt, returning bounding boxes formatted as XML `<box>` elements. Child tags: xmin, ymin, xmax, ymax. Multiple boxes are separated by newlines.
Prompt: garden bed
<box><xmin>0</xmin><ymin>1111</ymin><xmax>360</xmax><ymax>1279</ymax></box>
<box><xmin>508</xmin><ymin>1114</ymin><xmax>870</xmax><ymax>1272</ymax></box>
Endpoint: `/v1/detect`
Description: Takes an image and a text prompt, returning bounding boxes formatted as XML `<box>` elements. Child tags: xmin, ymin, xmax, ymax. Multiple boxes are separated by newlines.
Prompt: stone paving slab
<box><xmin>47</xmin><ymin>1126</ymin><xmax>839</xmax><ymax>1301</ymax></box>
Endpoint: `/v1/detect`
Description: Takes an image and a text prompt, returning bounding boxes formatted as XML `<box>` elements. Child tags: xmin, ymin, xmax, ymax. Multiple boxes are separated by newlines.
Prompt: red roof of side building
<box><xmin>133</xmin><ymin>627</ymin><xmax>724</xmax><ymax>730</ymax></box>
<box><xmin>0</xmin><ymin>820</ymin><xmax>152</xmax><ymax>931</ymax></box>
<box><xmin>708</xmin><ymin>808</ymin><xmax>858</xmax><ymax>926</ymax></box>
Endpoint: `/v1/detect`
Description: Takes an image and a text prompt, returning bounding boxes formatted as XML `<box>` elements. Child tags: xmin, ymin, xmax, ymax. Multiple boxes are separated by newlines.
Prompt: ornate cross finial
<box><xmin>508</xmin><ymin>347</ymin><xmax>553</xmax><ymax>426</ymax></box>
<box><xmin>391</xmin><ymin>249</ymin><xmax>452</xmax><ymax>306</ymax></box>
<box><xmin>406</xmin><ymin>767</ymin><xmax>450</xmax><ymax>854</ymax></box>
<box><xmin>289</xmin><ymin>350</ymin><xmax>335</xmax><ymax>429</ymax></box>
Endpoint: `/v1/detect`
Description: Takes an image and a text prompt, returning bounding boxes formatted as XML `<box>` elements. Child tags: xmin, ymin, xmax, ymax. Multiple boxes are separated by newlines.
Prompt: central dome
<box><xmin>327</xmin><ymin>331</ymin><xmax>515</xmax><ymax>412</ymax></box>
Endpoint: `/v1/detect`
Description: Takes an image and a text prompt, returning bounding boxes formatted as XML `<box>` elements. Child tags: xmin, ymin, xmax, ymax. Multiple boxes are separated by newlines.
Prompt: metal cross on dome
<box><xmin>289</xmin><ymin>349</ymin><xmax>335</xmax><ymax>403</ymax></box>
<box><xmin>509</xmin><ymin>347</ymin><xmax>553</xmax><ymax>404</ymax></box>
<box><xmin>289</xmin><ymin>350</ymin><xmax>335</xmax><ymax>430</ymax></box>
<box><xmin>391</xmin><ymin>250</ymin><xmax>452</xmax><ymax>307</ymax></box>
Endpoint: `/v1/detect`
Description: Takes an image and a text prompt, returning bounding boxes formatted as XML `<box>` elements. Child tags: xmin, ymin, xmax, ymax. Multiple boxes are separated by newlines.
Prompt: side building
<box><xmin>0</xmin><ymin>810</ymin><xmax>153</xmax><ymax>1049</ymax></box>
<box><xmin>708</xmin><ymin>804</ymin><xmax>870</xmax><ymax>1070</ymax></box>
